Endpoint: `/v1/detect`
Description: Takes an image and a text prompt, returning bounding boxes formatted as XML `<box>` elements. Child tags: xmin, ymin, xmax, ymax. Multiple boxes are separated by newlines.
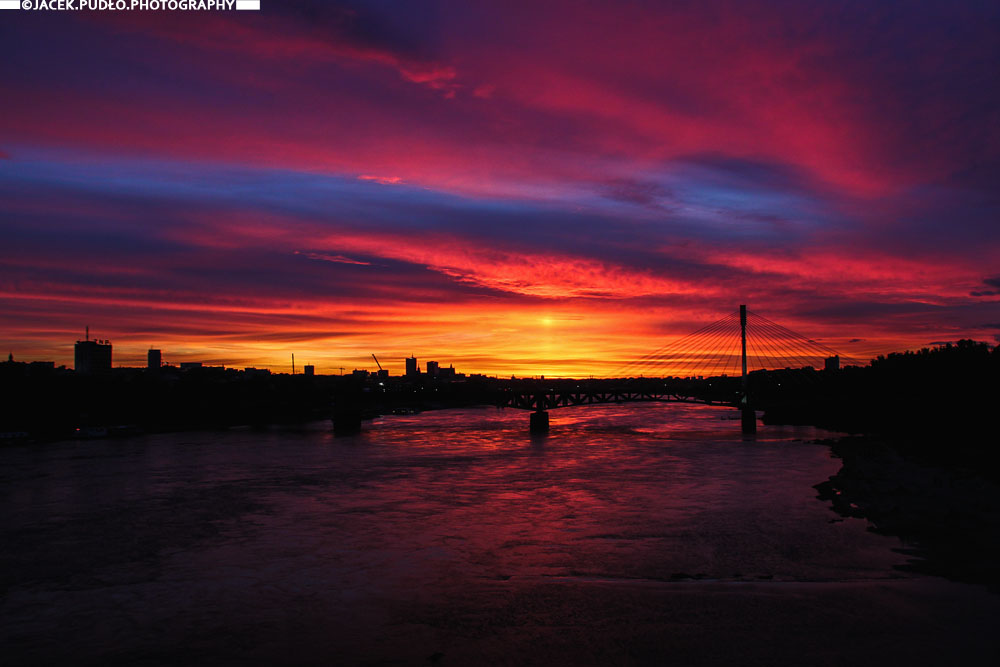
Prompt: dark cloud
<box><xmin>970</xmin><ymin>276</ymin><xmax>1000</xmax><ymax>296</ymax></box>
<box><xmin>675</xmin><ymin>154</ymin><xmax>827</xmax><ymax>196</ymax></box>
<box><xmin>599</xmin><ymin>178</ymin><xmax>675</xmax><ymax>207</ymax></box>
<box><xmin>801</xmin><ymin>301</ymin><xmax>946</xmax><ymax>321</ymax></box>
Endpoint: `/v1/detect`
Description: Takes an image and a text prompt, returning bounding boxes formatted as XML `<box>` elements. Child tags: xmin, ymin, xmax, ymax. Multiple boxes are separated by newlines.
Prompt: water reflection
<box><xmin>2</xmin><ymin>403</ymin><xmax>997</xmax><ymax>665</ymax></box>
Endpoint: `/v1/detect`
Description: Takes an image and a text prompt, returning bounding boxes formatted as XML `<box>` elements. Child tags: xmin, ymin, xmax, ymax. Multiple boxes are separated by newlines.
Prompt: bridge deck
<box><xmin>501</xmin><ymin>390</ymin><xmax>735</xmax><ymax>411</ymax></box>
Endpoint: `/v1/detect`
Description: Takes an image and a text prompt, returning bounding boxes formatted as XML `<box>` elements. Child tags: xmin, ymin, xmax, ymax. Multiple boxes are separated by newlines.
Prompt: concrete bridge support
<box><xmin>530</xmin><ymin>410</ymin><xmax>550</xmax><ymax>433</ymax></box>
<box><xmin>333</xmin><ymin>408</ymin><xmax>363</xmax><ymax>436</ymax></box>
<box><xmin>739</xmin><ymin>304</ymin><xmax>757</xmax><ymax>435</ymax></box>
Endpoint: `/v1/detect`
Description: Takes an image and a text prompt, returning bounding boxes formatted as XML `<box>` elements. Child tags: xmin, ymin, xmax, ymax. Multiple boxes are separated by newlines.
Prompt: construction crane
<box><xmin>371</xmin><ymin>354</ymin><xmax>383</xmax><ymax>372</ymax></box>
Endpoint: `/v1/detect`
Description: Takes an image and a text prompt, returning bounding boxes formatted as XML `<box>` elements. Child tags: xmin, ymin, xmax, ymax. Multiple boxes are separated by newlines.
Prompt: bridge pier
<box><xmin>530</xmin><ymin>410</ymin><xmax>550</xmax><ymax>433</ymax></box>
<box><xmin>741</xmin><ymin>407</ymin><xmax>757</xmax><ymax>434</ymax></box>
<box><xmin>332</xmin><ymin>409</ymin><xmax>363</xmax><ymax>436</ymax></box>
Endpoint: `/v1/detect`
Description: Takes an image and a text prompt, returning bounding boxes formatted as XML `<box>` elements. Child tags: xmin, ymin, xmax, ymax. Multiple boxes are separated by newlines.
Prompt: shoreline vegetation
<box><xmin>761</xmin><ymin>341</ymin><xmax>1000</xmax><ymax>592</ymax></box>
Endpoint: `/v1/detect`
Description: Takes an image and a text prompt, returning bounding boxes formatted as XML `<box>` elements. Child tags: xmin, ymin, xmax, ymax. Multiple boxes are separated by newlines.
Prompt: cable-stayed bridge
<box><xmin>501</xmin><ymin>305</ymin><xmax>856</xmax><ymax>434</ymax></box>
<box><xmin>610</xmin><ymin>306</ymin><xmax>855</xmax><ymax>380</ymax></box>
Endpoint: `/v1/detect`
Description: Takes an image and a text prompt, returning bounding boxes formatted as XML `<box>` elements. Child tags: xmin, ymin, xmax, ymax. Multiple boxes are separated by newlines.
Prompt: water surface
<box><xmin>2</xmin><ymin>403</ymin><xmax>997</xmax><ymax>665</ymax></box>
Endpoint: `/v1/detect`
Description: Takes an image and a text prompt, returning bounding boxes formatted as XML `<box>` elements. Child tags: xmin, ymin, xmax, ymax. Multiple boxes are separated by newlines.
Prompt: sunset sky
<box><xmin>2</xmin><ymin>1</ymin><xmax>999</xmax><ymax>376</ymax></box>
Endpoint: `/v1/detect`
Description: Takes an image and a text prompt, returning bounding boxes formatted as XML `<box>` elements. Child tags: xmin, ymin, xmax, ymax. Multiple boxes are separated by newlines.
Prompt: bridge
<box><xmin>331</xmin><ymin>305</ymin><xmax>855</xmax><ymax>435</ymax></box>
<box><xmin>499</xmin><ymin>305</ymin><xmax>853</xmax><ymax>434</ymax></box>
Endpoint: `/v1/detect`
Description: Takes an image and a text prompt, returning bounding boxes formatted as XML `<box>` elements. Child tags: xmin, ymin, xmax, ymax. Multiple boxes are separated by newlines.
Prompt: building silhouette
<box><xmin>825</xmin><ymin>355</ymin><xmax>840</xmax><ymax>372</ymax></box>
<box><xmin>426</xmin><ymin>360</ymin><xmax>439</xmax><ymax>377</ymax></box>
<box><xmin>405</xmin><ymin>356</ymin><xmax>418</xmax><ymax>377</ymax></box>
<box><xmin>304</xmin><ymin>365</ymin><xmax>315</xmax><ymax>376</ymax></box>
<box><xmin>74</xmin><ymin>330</ymin><xmax>111</xmax><ymax>374</ymax></box>
<box><xmin>148</xmin><ymin>349</ymin><xmax>161</xmax><ymax>370</ymax></box>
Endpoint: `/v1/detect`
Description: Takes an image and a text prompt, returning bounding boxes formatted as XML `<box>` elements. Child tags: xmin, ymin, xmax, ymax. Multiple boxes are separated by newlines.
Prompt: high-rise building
<box><xmin>824</xmin><ymin>355</ymin><xmax>840</xmax><ymax>372</ymax></box>
<box><xmin>74</xmin><ymin>331</ymin><xmax>112</xmax><ymax>374</ymax></box>
<box><xmin>304</xmin><ymin>365</ymin><xmax>315</xmax><ymax>376</ymax></box>
<box><xmin>426</xmin><ymin>360</ymin><xmax>439</xmax><ymax>377</ymax></box>
<box><xmin>405</xmin><ymin>356</ymin><xmax>418</xmax><ymax>377</ymax></box>
<box><xmin>147</xmin><ymin>349</ymin><xmax>161</xmax><ymax>370</ymax></box>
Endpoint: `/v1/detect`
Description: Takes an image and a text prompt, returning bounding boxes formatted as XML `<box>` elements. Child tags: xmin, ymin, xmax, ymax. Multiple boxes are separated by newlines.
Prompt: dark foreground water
<box><xmin>2</xmin><ymin>404</ymin><xmax>998</xmax><ymax>665</ymax></box>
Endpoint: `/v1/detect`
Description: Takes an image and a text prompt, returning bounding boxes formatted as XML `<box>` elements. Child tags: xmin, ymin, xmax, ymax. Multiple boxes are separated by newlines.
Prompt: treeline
<box><xmin>799</xmin><ymin>342</ymin><xmax>1000</xmax><ymax>589</ymax></box>
<box><xmin>760</xmin><ymin>339</ymin><xmax>1000</xmax><ymax>468</ymax></box>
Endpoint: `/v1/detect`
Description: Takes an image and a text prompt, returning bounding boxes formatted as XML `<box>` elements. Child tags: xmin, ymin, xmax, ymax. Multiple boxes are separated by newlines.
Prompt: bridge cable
<box><xmin>754</xmin><ymin>320</ymin><xmax>828</xmax><ymax>371</ymax></box>
<box><xmin>610</xmin><ymin>309</ymin><xmax>859</xmax><ymax>379</ymax></box>
<box><xmin>668</xmin><ymin>319</ymin><xmax>733</xmax><ymax>378</ymax></box>
<box><xmin>687</xmin><ymin>327</ymin><xmax>741</xmax><ymax>379</ymax></box>
<box><xmin>749</xmin><ymin>311</ymin><xmax>859</xmax><ymax>366</ymax></box>
<box><xmin>616</xmin><ymin>312</ymin><xmax>739</xmax><ymax>378</ymax></box>
<box><xmin>665</xmin><ymin>315</ymin><xmax>740</xmax><ymax>378</ymax></box>
<box><xmin>749</xmin><ymin>316</ymin><xmax>820</xmax><ymax>367</ymax></box>
<box><xmin>748</xmin><ymin>317</ymin><xmax>815</xmax><ymax>369</ymax></box>
<box><xmin>605</xmin><ymin>311</ymin><xmax>738</xmax><ymax>378</ymax></box>
<box><xmin>749</xmin><ymin>320</ymin><xmax>801</xmax><ymax>370</ymax></box>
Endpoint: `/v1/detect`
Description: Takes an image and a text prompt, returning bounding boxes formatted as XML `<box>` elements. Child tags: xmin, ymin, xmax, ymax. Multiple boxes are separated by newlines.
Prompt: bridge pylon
<box><xmin>740</xmin><ymin>304</ymin><xmax>757</xmax><ymax>434</ymax></box>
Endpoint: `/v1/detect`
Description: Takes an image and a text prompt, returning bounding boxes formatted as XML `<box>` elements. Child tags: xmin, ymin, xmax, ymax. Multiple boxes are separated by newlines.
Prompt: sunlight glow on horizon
<box><xmin>2</xmin><ymin>2</ymin><xmax>998</xmax><ymax>370</ymax></box>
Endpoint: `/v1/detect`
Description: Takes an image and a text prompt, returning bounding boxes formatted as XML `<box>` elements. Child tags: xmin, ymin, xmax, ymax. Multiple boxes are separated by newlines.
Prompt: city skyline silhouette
<box><xmin>10</xmin><ymin>306</ymin><xmax>875</xmax><ymax>378</ymax></box>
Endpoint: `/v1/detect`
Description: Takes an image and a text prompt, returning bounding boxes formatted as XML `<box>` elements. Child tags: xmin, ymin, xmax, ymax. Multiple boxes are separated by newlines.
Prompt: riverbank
<box><xmin>814</xmin><ymin>436</ymin><xmax>1000</xmax><ymax>592</ymax></box>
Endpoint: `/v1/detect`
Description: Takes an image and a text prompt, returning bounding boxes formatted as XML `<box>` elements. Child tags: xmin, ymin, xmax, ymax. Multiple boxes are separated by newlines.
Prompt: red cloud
<box><xmin>3</xmin><ymin>2</ymin><xmax>998</xmax><ymax>374</ymax></box>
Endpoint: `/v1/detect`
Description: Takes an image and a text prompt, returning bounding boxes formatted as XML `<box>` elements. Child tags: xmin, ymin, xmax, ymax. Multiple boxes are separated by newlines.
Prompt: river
<box><xmin>1</xmin><ymin>403</ymin><xmax>997</xmax><ymax>665</ymax></box>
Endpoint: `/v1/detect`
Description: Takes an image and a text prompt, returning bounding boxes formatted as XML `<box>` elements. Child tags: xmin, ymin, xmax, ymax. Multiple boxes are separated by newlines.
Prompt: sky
<box><xmin>2</xmin><ymin>0</ymin><xmax>999</xmax><ymax>376</ymax></box>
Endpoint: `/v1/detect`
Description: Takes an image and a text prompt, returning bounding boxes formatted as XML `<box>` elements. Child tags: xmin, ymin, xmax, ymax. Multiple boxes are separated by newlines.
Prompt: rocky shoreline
<box><xmin>814</xmin><ymin>436</ymin><xmax>1000</xmax><ymax>592</ymax></box>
